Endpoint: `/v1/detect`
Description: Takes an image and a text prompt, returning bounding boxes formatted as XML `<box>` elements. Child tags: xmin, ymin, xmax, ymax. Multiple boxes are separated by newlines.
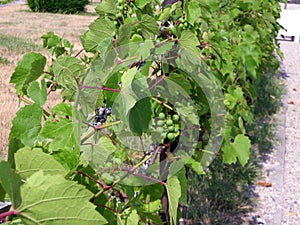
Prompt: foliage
<box><xmin>27</xmin><ymin>0</ymin><xmax>89</xmax><ymax>14</ymax></box>
<box><xmin>1</xmin><ymin>0</ymin><xmax>283</xmax><ymax>224</ymax></box>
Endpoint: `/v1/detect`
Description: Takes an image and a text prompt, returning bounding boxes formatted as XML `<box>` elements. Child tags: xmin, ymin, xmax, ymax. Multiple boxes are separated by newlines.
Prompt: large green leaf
<box><xmin>95</xmin><ymin>0</ymin><xmax>116</xmax><ymax>17</ymax></box>
<box><xmin>128</xmin><ymin>97</ymin><xmax>152</xmax><ymax>136</ymax></box>
<box><xmin>0</xmin><ymin>160</ymin><xmax>22</xmax><ymax>208</ymax></box>
<box><xmin>10</xmin><ymin>52</ymin><xmax>46</xmax><ymax>95</ymax></box>
<box><xmin>52</xmin><ymin>56</ymin><xmax>84</xmax><ymax>101</ymax></box>
<box><xmin>139</xmin><ymin>15</ymin><xmax>159</xmax><ymax>39</ymax></box>
<box><xmin>8</xmin><ymin>104</ymin><xmax>43</xmax><ymax>167</ymax></box>
<box><xmin>81</xmin><ymin>136</ymin><xmax>116</xmax><ymax>170</ymax></box>
<box><xmin>179</xmin><ymin>30</ymin><xmax>200</xmax><ymax>54</ymax></box>
<box><xmin>81</xmin><ymin>18</ymin><xmax>115</xmax><ymax>53</ymax></box>
<box><xmin>18</xmin><ymin>171</ymin><xmax>107</xmax><ymax>225</ymax></box>
<box><xmin>40</xmin><ymin>103</ymin><xmax>78</xmax><ymax>151</ymax></box>
<box><xmin>15</xmin><ymin>148</ymin><xmax>67</xmax><ymax>180</ymax></box>
<box><xmin>222</xmin><ymin>134</ymin><xmax>251</xmax><ymax>166</ymax></box>
<box><xmin>28</xmin><ymin>80</ymin><xmax>47</xmax><ymax>106</ymax></box>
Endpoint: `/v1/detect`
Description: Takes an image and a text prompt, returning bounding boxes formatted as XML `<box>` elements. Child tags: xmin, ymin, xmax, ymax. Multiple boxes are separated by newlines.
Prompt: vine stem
<box><xmin>80</xmin><ymin>120</ymin><xmax>122</xmax><ymax>145</ymax></box>
<box><xmin>90</xmin><ymin>154</ymin><xmax>153</xmax><ymax>201</ymax></box>
<box><xmin>149</xmin><ymin>75</ymin><xmax>166</xmax><ymax>90</ymax></box>
<box><xmin>0</xmin><ymin>209</ymin><xmax>19</xmax><ymax>221</ymax></box>
<box><xmin>152</xmin><ymin>97</ymin><xmax>173</xmax><ymax>111</ymax></box>
<box><xmin>79</xmin><ymin>85</ymin><xmax>121</xmax><ymax>93</ymax></box>
<box><xmin>74</xmin><ymin>48</ymin><xmax>84</xmax><ymax>58</ymax></box>
<box><xmin>132</xmin><ymin>172</ymin><xmax>166</xmax><ymax>186</ymax></box>
<box><xmin>94</xmin><ymin>203</ymin><xmax>119</xmax><ymax>214</ymax></box>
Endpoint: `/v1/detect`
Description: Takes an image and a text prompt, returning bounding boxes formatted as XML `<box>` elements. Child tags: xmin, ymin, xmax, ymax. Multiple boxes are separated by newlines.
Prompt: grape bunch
<box><xmin>116</xmin><ymin>0</ymin><xmax>134</xmax><ymax>21</ymax></box>
<box><xmin>156</xmin><ymin>112</ymin><xmax>180</xmax><ymax>142</ymax></box>
<box><xmin>94</xmin><ymin>103</ymin><xmax>112</xmax><ymax>127</ymax></box>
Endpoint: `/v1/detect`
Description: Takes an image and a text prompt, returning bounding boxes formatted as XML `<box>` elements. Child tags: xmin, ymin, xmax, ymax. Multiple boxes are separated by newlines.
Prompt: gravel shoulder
<box><xmin>251</xmin><ymin>39</ymin><xmax>300</xmax><ymax>225</ymax></box>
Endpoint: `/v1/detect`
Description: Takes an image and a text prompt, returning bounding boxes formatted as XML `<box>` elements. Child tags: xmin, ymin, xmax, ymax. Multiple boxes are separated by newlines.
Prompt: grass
<box><xmin>0</xmin><ymin>33</ymin><xmax>41</xmax><ymax>53</ymax></box>
<box><xmin>0</xmin><ymin>0</ymin><xmax>12</xmax><ymax>4</ymax></box>
<box><xmin>0</xmin><ymin>56</ymin><xmax>9</xmax><ymax>64</ymax></box>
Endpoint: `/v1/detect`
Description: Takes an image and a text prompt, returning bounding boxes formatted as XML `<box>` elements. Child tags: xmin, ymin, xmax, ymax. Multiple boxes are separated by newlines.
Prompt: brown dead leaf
<box><xmin>257</xmin><ymin>181</ymin><xmax>272</xmax><ymax>187</ymax></box>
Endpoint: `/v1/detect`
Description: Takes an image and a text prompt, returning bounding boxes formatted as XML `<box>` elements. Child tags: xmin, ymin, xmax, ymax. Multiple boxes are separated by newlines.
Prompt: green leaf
<box><xmin>166</xmin><ymin>176</ymin><xmax>181</xmax><ymax>225</ymax></box>
<box><xmin>18</xmin><ymin>171</ymin><xmax>107</xmax><ymax>225</ymax></box>
<box><xmin>121</xmin><ymin>67</ymin><xmax>137</xmax><ymax>88</ymax></box>
<box><xmin>81</xmin><ymin>18</ymin><xmax>115</xmax><ymax>53</ymax></box>
<box><xmin>95</xmin><ymin>0</ymin><xmax>116</xmax><ymax>17</ymax></box>
<box><xmin>0</xmin><ymin>160</ymin><xmax>22</xmax><ymax>208</ymax></box>
<box><xmin>128</xmin><ymin>97</ymin><xmax>152</xmax><ymax>136</ymax></box>
<box><xmin>179</xmin><ymin>30</ymin><xmax>200</xmax><ymax>54</ymax></box>
<box><xmin>222</xmin><ymin>134</ymin><xmax>251</xmax><ymax>166</ymax></box>
<box><xmin>10</xmin><ymin>52</ymin><xmax>46</xmax><ymax>95</ymax></box>
<box><xmin>136</xmin><ymin>0</ymin><xmax>148</xmax><ymax>8</ymax></box>
<box><xmin>52</xmin><ymin>56</ymin><xmax>84</xmax><ymax>101</ymax></box>
<box><xmin>28</xmin><ymin>80</ymin><xmax>47</xmax><ymax>106</ymax></box>
<box><xmin>8</xmin><ymin>104</ymin><xmax>43</xmax><ymax>167</ymax></box>
<box><xmin>41</xmin><ymin>31</ymin><xmax>61</xmax><ymax>49</ymax></box>
<box><xmin>0</xmin><ymin>184</ymin><xmax>5</xmax><ymax>202</ymax></box>
<box><xmin>81</xmin><ymin>136</ymin><xmax>116</xmax><ymax>170</ymax></box>
<box><xmin>15</xmin><ymin>148</ymin><xmax>67</xmax><ymax>180</ymax></box>
<box><xmin>118</xmin><ymin>208</ymin><xmax>139</xmax><ymax>225</ymax></box>
<box><xmin>139</xmin><ymin>15</ymin><xmax>159</xmax><ymax>39</ymax></box>
<box><xmin>40</xmin><ymin>103</ymin><xmax>78</xmax><ymax>151</ymax></box>
<box><xmin>129</xmin><ymin>39</ymin><xmax>154</xmax><ymax>60</ymax></box>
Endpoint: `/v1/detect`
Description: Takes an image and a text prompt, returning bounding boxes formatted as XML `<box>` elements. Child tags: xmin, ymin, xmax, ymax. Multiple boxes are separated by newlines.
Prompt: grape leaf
<box><xmin>28</xmin><ymin>80</ymin><xmax>47</xmax><ymax>106</ymax></box>
<box><xmin>140</xmin><ymin>15</ymin><xmax>159</xmax><ymax>39</ymax></box>
<box><xmin>0</xmin><ymin>184</ymin><xmax>5</xmax><ymax>202</ymax></box>
<box><xmin>128</xmin><ymin>97</ymin><xmax>152</xmax><ymax>136</ymax></box>
<box><xmin>81</xmin><ymin>136</ymin><xmax>116</xmax><ymax>170</ymax></box>
<box><xmin>166</xmin><ymin>176</ymin><xmax>181</xmax><ymax>225</ymax></box>
<box><xmin>118</xmin><ymin>208</ymin><xmax>138</xmax><ymax>225</ymax></box>
<box><xmin>40</xmin><ymin>103</ymin><xmax>79</xmax><ymax>152</ymax></box>
<box><xmin>95</xmin><ymin>0</ymin><xmax>116</xmax><ymax>17</ymax></box>
<box><xmin>15</xmin><ymin>148</ymin><xmax>67</xmax><ymax>180</ymax></box>
<box><xmin>136</xmin><ymin>0</ymin><xmax>148</xmax><ymax>8</ymax></box>
<box><xmin>81</xmin><ymin>18</ymin><xmax>115</xmax><ymax>53</ymax></box>
<box><xmin>222</xmin><ymin>134</ymin><xmax>251</xmax><ymax>166</ymax></box>
<box><xmin>179</xmin><ymin>30</ymin><xmax>200</xmax><ymax>54</ymax></box>
<box><xmin>18</xmin><ymin>171</ymin><xmax>107</xmax><ymax>225</ymax></box>
<box><xmin>8</xmin><ymin>104</ymin><xmax>43</xmax><ymax>167</ymax></box>
<box><xmin>10</xmin><ymin>52</ymin><xmax>46</xmax><ymax>95</ymax></box>
<box><xmin>52</xmin><ymin>56</ymin><xmax>84</xmax><ymax>101</ymax></box>
<box><xmin>0</xmin><ymin>160</ymin><xmax>22</xmax><ymax>208</ymax></box>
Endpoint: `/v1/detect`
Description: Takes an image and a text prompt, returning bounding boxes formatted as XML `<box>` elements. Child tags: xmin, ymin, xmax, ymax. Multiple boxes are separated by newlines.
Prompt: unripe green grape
<box><xmin>117</xmin><ymin>13</ymin><xmax>122</xmax><ymax>18</ymax></box>
<box><xmin>172</xmin><ymin>114</ymin><xmax>179</xmax><ymax>122</ymax></box>
<box><xmin>183</xmin><ymin>22</ymin><xmax>188</xmax><ymax>28</ymax></box>
<box><xmin>105</xmin><ymin>162</ymin><xmax>113</xmax><ymax>168</ymax></box>
<box><xmin>118</xmin><ymin>0</ymin><xmax>123</xmax><ymax>3</ymax></box>
<box><xmin>174</xmin><ymin>127</ymin><xmax>179</xmax><ymax>133</ymax></box>
<box><xmin>179</xmin><ymin>23</ymin><xmax>184</xmax><ymax>28</ymax></box>
<box><xmin>178</xmin><ymin>17</ymin><xmax>184</xmax><ymax>23</ymax></box>
<box><xmin>156</xmin><ymin>127</ymin><xmax>164</xmax><ymax>134</ymax></box>
<box><xmin>161</xmin><ymin>132</ymin><xmax>167</xmax><ymax>139</ymax></box>
<box><xmin>157</xmin><ymin>120</ymin><xmax>165</xmax><ymax>127</ymax></box>
<box><xmin>159</xmin><ymin>112</ymin><xmax>165</xmax><ymax>119</ymax></box>
<box><xmin>117</xmin><ymin>5</ymin><xmax>123</xmax><ymax>10</ymax></box>
<box><xmin>166</xmin><ymin>119</ymin><xmax>173</xmax><ymax>126</ymax></box>
<box><xmin>168</xmin><ymin>126</ymin><xmax>174</xmax><ymax>132</ymax></box>
<box><xmin>167</xmin><ymin>132</ymin><xmax>175</xmax><ymax>140</ymax></box>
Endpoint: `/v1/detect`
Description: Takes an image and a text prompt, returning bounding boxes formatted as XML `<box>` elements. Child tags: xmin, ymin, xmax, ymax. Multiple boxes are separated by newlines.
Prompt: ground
<box><xmin>0</xmin><ymin>2</ymin><xmax>98</xmax><ymax>158</ymax></box>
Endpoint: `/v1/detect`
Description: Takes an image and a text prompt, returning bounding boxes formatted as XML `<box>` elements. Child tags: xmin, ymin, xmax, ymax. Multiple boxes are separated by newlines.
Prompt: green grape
<box><xmin>178</xmin><ymin>18</ymin><xmax>184</xmax><ymax>23</ymax></box>
<box><xmin>157</xmin><ymin>127</ymin><xmax>164</xmax><ymax>133</ymax></box>
<box><xmin>161</xmin><ymin>132</ymin><xmax>167</xmax><ymax>139</ymax></box>
<box><xmin>172</xmin><ymin>114</ymin><xmax>179</xmax><ymax>122</ymax></box>
<box><xmin>159</xmin><ymin>112</ymin><xmax>166</xmax><ymax>119</ymax></box>
<box><xmin>166</xmin><ymin>119</ymin><xmax>173</xmax><ymax>126</ymax></box>
<box><xmin>157</xmin><ymin>120</ymin><xmax>165</xmax><ymax>127</ymax></box>
<box><xmin>118</xmin><ymin>0</ymin><xmax>123</xmax><ymax>3</ymax></box>
<box><xmin>117</xmin><ymin>13</ymin><xmax>122</xmax><ymax>18</ymax></box>
<box><xmin>174</xmin><ymin>127</ymin><xmax>179</xmax><ymax>133</ymax></box>
<box><xmin>167</xmin><ymin>132</ymin><xmax>175</xmax><ymax>140</ymax></box>
<box><xmin>168</xmin><ymin>126</ymin><xmax>175</xmax><ymax>132</ymax></box>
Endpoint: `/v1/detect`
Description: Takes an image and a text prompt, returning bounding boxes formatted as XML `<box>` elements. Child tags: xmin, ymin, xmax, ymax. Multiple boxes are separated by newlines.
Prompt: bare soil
<box><xmin>0</xmin><ymin>4</ymin><xmax>98</xmax><ymax>159</ymax></box>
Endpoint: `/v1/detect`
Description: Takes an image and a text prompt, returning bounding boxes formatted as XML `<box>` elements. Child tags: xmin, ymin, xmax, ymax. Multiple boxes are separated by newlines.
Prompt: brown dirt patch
<box><xmin>0</xmin><ymin>4</ymin><xmax>98</xmax><ymax>159</ymax></box>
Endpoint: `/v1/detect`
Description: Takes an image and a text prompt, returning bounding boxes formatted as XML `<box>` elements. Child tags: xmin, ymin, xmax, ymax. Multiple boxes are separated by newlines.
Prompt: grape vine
<box><xmin>0</xmin><ymin>0</ymin><xmax>282</xmax><ymax>224</ymax></box>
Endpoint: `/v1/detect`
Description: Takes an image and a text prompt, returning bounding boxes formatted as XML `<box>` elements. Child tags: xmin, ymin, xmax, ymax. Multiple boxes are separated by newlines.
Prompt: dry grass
<box><xmin>0</xmin><ymin>3</ymin><xmax>98</xmax><ymax>159</ymax></box>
